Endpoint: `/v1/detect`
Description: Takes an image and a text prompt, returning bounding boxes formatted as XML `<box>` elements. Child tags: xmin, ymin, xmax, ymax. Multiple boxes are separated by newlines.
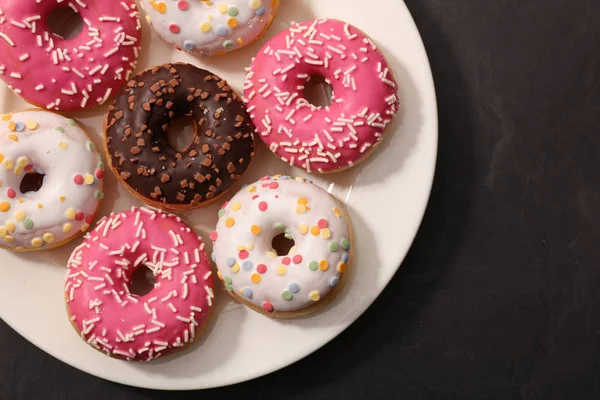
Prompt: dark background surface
<box><xmin>2</xmin><ymin>0</ymin><xmax>600</xmax><ymax>399</ymax></box>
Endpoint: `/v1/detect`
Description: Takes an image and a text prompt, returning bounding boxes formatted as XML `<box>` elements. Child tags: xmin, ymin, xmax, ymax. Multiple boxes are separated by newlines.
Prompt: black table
<box><xmin>2</xmin><ymin>1</ymin><xmax>600</xmax><ymax>399</ymax></box>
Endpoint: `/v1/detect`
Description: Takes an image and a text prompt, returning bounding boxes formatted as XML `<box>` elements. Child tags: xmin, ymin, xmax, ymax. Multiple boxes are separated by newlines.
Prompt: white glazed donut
<box><xmin>140</xmin><ymin>0</ymin><xmax>280</xmax><ymax>56</ymax></box>
<box><xmin>0</xmin><ymin>110</ymin><xmax>104</xmax><ymax>251</ymax></box>
<box><xmin>211</xmin><ymin>174</ymin><xmax>352</xmax><ymax>317</ymax></box>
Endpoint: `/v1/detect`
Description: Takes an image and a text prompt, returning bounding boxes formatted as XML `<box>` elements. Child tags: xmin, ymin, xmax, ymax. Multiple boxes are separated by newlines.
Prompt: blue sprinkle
<box><xmin>288</xmin><ymin>282</ymin><xmax>300</xmax><ymax>293</ymax></box>
<box><xmin>183</xmin><ymin>40</ymin><xmax>195</xmax><ymax>51</ymax></box>
<box><xmin>216</xmin><ymin>26</ymin><xmax>228</xmax><ymax>37</ymax></box>
<box><xmin>342</xmin><ymin>252</ymin><xmax>350</xmax><ymax>263</ymax></box>
<box><xmin>329</xmin><ymin>277</ymin><xmax>339</xmax><ymax>287</ymax></box>
<box><xmin>242</xmin><ymin>260</ymin><xmax>253</xmax><ymax>271</ymax></box>
<box><xmin>15</xmin><ymin>122</ymin><xmax>25</xmax><ymax>131</ymax></box>
<box><xmin>256</xmin><ymin>6</ymin><xmax>265</xmax><ymax>16</ymax></box>
<box><xmin>279</xmin><ymin>176</ymin><xmax>289</xmax><ymax>180</ymax></box>
<box><xmin>226</xmin><ymin>257</ymin><xmax>236</xmax><ymax>267</ymax></box>
<box><xmin>241</xmin><ymin>287</ymin><xmax>253</xmax><ymax>298</ymax></box>
<box><xmin>211</xmin><ymin>252</ymin><xmax>216</xmax><ymax>262</ymax></box>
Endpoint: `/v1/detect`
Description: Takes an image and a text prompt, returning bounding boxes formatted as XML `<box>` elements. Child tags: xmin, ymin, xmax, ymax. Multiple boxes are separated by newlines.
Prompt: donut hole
<box><xmin>47</xmin><ymin>7</ymin><xmax>84</xmax><ymax>40</ymax></box>
<box><xmin>129</xmin><ymin>267</ymin><xmax>157</xmax><ymax>297</ymax></box>
<box><xmin>303</xmin><ymin>75</ymin><xmax>333</xmax><ymax>108</ymax></box>
<box><xmin>271</xmin><ymin>233</ymin><xmax>295</xmax><ymax>256</ymax></box>
<box><xmin>19</xmin><ymin>171</ymin><xmax>45</xmax><ymax>195</ymax></box>
<box><xmin>167</xmin><ymin>116</ymin><xmax>198</xmax><ymax>153</ymax></box>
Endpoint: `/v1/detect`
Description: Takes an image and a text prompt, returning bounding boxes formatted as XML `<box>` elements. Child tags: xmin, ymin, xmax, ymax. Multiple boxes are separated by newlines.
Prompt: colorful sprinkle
<box><xmin>263</xmin><ymin>301</ymin><xmax>274</xmax><ymax>313</ymax></box>
<box><xmin>251</xmin><ymin>273</ymin><xmax>262</xmax><ymax>284</ymax></box>
<box><xmin>256</xmin><ymin>264</ymin><xmax>267</xmax><ymax>274</ymax></box>
<box><xmin>276</xmin><ymin>265</ymin><xmax>287</xmax><ymax>276</ymax></box>
<box><xmin>281</xmin><ymin>290</ymin><xmax>293</xmax><ymax>301</ymax></box>
<box><xmin>241</xmin><ymin>287</ymin><xmax>253</xmax><ymax>298</ymax></box>
<box><xmin>310</xmin><ymin>226</ymin><xmax>320</xmax><ymax>236</ymax></box>
<box><xmin>231</xmin><ymin>202</ymin><xmax>241</xmax><ymax>211</ymax></box>
<box><xmin>292</xmin><ymin>254</ymin><xmax>303</xmax><ymax>264</ymax></box>
<box><xmin>309</xmin><ymin>291</ymin><xmax>321</xmax><ymax>301</ymax></box>
<box><xmin>340</xmin><ymin>238</ymin><xmax>351</xmax><ymax>250</ymax></box>
<box><xmin>329</xmin><ymin>277</ymin><xmax>339</xmax><ymax>287</ymax></box>
<box><xmin>337</xmin><ymin>262</ymin><xmax>346</xmax><ymax>273</ymax></box>
<box><xmin>22</xmin><ymin>218</ymin><xmax>33</xmax><ymax>229</ymax></box>
<box><xmin>308</xmin><ymin>261</ymin><xmax>318</xmax><ymax>271</ymax></box>
<box><xmin>242</xmin><ymin>260</ymin><xmax>253</xmax><ymax>271</ymax></box>
<box><xmin>209</xmin><ymin>230</ymin><xmax>218</xmax><ymax>241</ymax></box>
<box><xmin>330</xmin><ymin>242</ymin><xmax>339</xmax><ymax>252</ymax></box>
<box><xmin>31</xmin><ymin>238</ymin><xmax>43</xmax><ymax>247</ymax></box>
<box><xmin>321</xmin><ymin>228</ymin><xmax>331</xmax><ymax>239</ymax></box>
<box><xmin>225</xmin><ymin>218</ymin><xmax>235</xmax><ymax>227</ymax></box>
<box><xmin>250</xmin><ymin>224</ymin><xmax>261</xmax><ymax>235</ymax></box>
<box><xmin>299</xmin><ymin>224</ymin><xmax>308</xmax><ymax>234</ymax></box>
<box><xmin>63</xmin><ymin>223</ymin><xmax>73</xmax><ymax>233</ymax></box>
<box><xmin>43</xmin><ymin>233</ymin><xmax>55</xmax><ymax>243</ymax></box>
<box><xmin>14</xmin><ymin>210</ymin><xmax>26</xmax><ymax>221</ymax></box>
<box><xmin>258</xmin><ymin>201</ymin><xmax>268</xmax><ymax>211</ymax></box>
<box><xmin>65</xmin><ymin>208</ymin><xmax>76</xmax><ymax>220</ymax></box>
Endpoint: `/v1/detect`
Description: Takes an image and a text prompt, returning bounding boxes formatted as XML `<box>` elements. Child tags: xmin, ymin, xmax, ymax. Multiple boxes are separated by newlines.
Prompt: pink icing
<box><xmin>0</xmin><ymin>0</ymin><xmax>141</xmax><ymax>111</ymax></box>
<box><xmin>65</xmin><ymin>207</ymin><xmax>214</xmax><ymax>361</ymax></box>
<box><xmin>243</xmin><ymin>18</ymin><xmax>400</xmax><ymax>173</ymax></box>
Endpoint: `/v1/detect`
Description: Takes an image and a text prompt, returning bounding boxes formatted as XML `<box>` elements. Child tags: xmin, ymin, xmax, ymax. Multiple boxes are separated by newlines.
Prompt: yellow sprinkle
<box><xmin>236</xmin><ymin>244</ymin><xmax>246</xmax><ymax>251</ymax></box>
<box><xmin>43</xmin><ymin>233</ymin><xmax>55</xmax><ymax>243</ymax></box>
<box><xmin>309</xmin><ymin>291</ymin><xmax>321</xmax><ymax>301</ymax></box>
<box><xmin>5</xmin><ymin>221</ymin><xmax>15</xmax><ymax>232</ymax></box>
<box><xmin>63</xmin><ymin>223</ymin><xmax>73</xmax><ymax>233</ymax></box>
<box><xmin>218</xmin><ymin>3</ymin><xmax>228</xmax><ymax>13</ymax></box>
<box><xmin>16</xmin><ymin>199</ymin><xmax>23</xmax><ymax>204</ymax></box>
<box><xmin>232</xmin><ymin>263</ymin><xmax>240</xmax><ymax>273</ymax></box>
<box><xmin>200</xmin><ymin>22</ymin><xmax>212</xmax><ymax>32</ymax></box>
<box><xmin>2</xmin><ymin>159</ymin><xmax>12</xmax><ymax>171</ymax></box>
<box><xmin>14</xmin><ymin>210</ymin><xmax>26</xmax><ymax>221</ymax></box>
<box><xmin>59</xmin><ymin>196</ymin><xmax>66</xmax><ymax>202</ymax></box>
<box><xmin>237</xmin><ymin>37</ymin><xmax>244</xmax><ymax>44</ymax></box>
<box><xmin>310</xmin><ymin>226</ymin><xmax>321</xmax><ymax>236</ymax></box>
<box><xmin>1</xmin><ymin>114</ymin><xmax>11</xmax><ymax>121</ymax></box>
<box><xmin>250</xmin><ymin>0</ymin><xmax>262</xmax><ymax>10</ymax></box>
<box><xmin>276</xmin><ymin>266</ymin><xmax>287</xmax><ymax>276</ymax></box>
<box><xmin>80</xmin><ymin>223</ymin><xmax>89</xmax><ymax>232</ymax></box>
<box><xmin>3</xmin><ymin>235</ymin><xmax>13</xmax><ymax>243</ymax></box>
<box><xmin>0</xmin><ymin>227</ymin><xmax>6</xmax><ymax>238</ymax></box>
<box><xmin>225</xmin><ymin>217</ymin><xmax>235</xmax><ymax>227</ymax></box>
<box><xmin>16</xmin><ymin>156</ymin><xmax>28</xmax><ymax>167</ymax></box>
<box><xmin>319</xmin><ymin>260</ymin><xmax>329</xmax><ymax>271</ymax></box>
<box><xmin>333</xmin><ymin>207</ymin><xmax>342</xmax><ymax>218</ymax></box>
<box><xmin>297</xmin><ymin>197</ymin><xmax>308</xmax><ymax>205</ymax></box>
<box><xmin>296</xmin><ymin>204</ymin><xmax>307</xmax><ymax>214</ymax></box>
<box><xmin>0</xmin><ymin>154</ymin><xmax>3</xmax><ymax>162</ymax></box>
<box><xmin>58</xmin><ymin>141</ymin><xmax>68</xmax><ymax>149</ymax></box>
<box><xmin>246</xmin><ymin>185</ymin><xmax>256</xmax><ymax>192</ymax></box>
<box><xmin>8</xmin><ymin>134</ymin><xmax>18</xmax><ymax>142</ymax></box>
<box><xmin>251</xmin><ymin>273</ymin><xmax>261</xmax><ymax>284</ymax></box>
<box><xmin>31</xmin><ymin>238</ymin><xmax>43</xmax><ymax>247</ymax></box>
<box><xmin>145</xmin><ymin>15</ymin><xmax>152</xmax><ymax>25</ymax></box>
<box><xmin>7</xmin><ymin>121</ymin><xmax>15</xmax><ymax>131</ymax></box>
<box><xmin>250</xmin><ymin>224</ymin><xmax>261</xmax><ymax>235</ymax></box>
<box><xmin>13</xmin><ymin>166</ymin><xmax>22</xmax><ymax>176</ymax></box>
<box><xmin>84</xmin><ymin>174</ymin><xmax>94</xmax><ymax>185</ymax></box>
<box><xmin>299</xmin><ymin>224</ymin><xmax>308</xmax><ymax>234</ymax></box>
<box><xmin>65</xmin><ymin>208</ymin><xmax>76</xmax><ymax>220</ymax></box>
<box><xmin>231</xmin><ymin>202</ymin><xmax>241</xmax><ymax>211</ymax></box>
<box><xmin>337</xmin><ymin>262</ymin><xmax>346</xmax><ymax>273</ymax></box>
<box><xmin>152</xmin><ymin>1</ymin><xmax>167</xmax><ymax>13</ymax></box>
<box><xmin>321</xmin><ymin>228</ymin><xmax>331</xmax><ymax>239</ymax></box>
<box><xmin>246</xmin><ymin>242</ymin><xmax>254</xmax><ymax>250</ymax></box>
<box><xmin>25</xmin><ymin>120</ymin><xmax>38</xmax><ymax>130</ymax></box>
<box><xmin>217</xmin><ymin>271</ymin><xmax>223</xmax><ymax>281</ymax></box>
<box><xmin>37</xmin><ymin>203</ymin><xmax>43</xmax><ymax>209</ymax></box>
<box><xmin>267</xmin><ymin>251</ymin><xmax>277</xmax><ymax>259</ymax></box>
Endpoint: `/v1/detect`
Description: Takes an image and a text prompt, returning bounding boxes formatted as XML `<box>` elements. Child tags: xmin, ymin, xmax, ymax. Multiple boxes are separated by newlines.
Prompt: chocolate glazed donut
<box><xmin>104</xmin><ymin>63</ymin><xmax>255</xmax><ymax>210</ymax></box>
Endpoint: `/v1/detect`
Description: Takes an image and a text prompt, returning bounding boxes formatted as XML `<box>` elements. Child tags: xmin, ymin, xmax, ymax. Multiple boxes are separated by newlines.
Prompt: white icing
<box><xmin>212</xmin><ymin>176</ymin><xmax>351</xmax><ymax>312</ymax></box>
<box><xmin>140</xmin><ymin>0</ymin><xmax>279</xmax><ymax>56</ymax></box>
<box><xmin>0</xmin><ymin>110</ymin><xmax>103</xmax><ymax>250</ymax></box>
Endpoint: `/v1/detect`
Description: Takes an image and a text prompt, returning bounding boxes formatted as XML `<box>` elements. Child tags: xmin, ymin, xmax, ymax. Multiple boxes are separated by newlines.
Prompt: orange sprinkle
<box><xmin>310</xmin><ymin>226</ymin><xmax>320</xmax><ymax>236</ymax></box>
<box><xmin>250</xmin><ymin>224</ymin><xmax>261</xmax><ymax>235</ymax></box>
<box><xmin>225</xmin><ymin>218</ymin><xmax>235</xmax><ymax>227</ymax></box>
<box><xmin>319</xmin><ymin>260</ymin><xmax>329</xmax><ymax>271</ymax></box>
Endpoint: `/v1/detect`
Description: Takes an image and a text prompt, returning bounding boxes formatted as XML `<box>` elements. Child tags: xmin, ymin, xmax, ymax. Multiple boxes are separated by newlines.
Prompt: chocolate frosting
<box><xmin>104</xmin><ymin>63</ymin><xmax>255</xmax><ymax>207</ymax></box>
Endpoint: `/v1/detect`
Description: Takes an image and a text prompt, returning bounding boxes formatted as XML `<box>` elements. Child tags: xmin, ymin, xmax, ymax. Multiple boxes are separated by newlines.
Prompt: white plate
<box><xmin>0</xmin><ymin>0</ymin><xmax>437</xmax><ymax>390</ymax></box>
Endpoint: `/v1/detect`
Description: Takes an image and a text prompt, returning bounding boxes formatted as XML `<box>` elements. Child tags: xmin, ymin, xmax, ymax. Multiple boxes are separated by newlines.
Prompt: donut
<box><xmin>243</xmin><ymin>18</ymin><xmax>400</xmax><ymax>173</ymax></box>
<box><xmin>0</xmin><ymin>109</ymin><xmax>104</xmax><ymax>252</ymax></box>
<box><xmin>0</xmin><ymin>0</ymin><xmax>142</xmax><ymax>111</ymax></box>
<box><xmin>140</xmin><ymin>0</ymin><xmax>280</xmax><ymax>56</ymax></box>
<box><xmin>211</xmin><ymin>175</ymin><xmax>353</xmax><ymax>317</ymax></box>
<box><xmin>65</xmin><ymin>207</ymin><xmax>214</xmax><ymax>361</ymax></box>
<box><xmin>104</xmin><ymin>63</ymin><xmax>256</xmax><ymax>211</ymax></box>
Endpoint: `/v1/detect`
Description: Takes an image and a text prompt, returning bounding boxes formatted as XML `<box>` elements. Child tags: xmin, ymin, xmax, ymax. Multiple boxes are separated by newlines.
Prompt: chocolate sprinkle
<box><xmin>104</xmin><ymin>63</ymin><xmax>256</xmax><ymax>207</ymax></box>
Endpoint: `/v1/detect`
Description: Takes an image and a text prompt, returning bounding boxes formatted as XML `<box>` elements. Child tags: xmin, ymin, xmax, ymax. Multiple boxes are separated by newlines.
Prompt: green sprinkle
<box><xmin>329</xmin><ymin>242</ymin><xmax>339</xmax><ymax>252</ymax></box>
<box><xmin>86</xmin><ymin>141</ymin><xmax>96</xmax><ymax>151</ymax></box>
<box><xmin>284</xmin><ymin>228</ymin><xmax>293</xmax><ymax>240</ymax></box>
<box><xmin>218</xmin><ymin>209</ymin><xmax>226</xmax><ymax>218</ymax></box>
<box><xmin>66</xmin><ymin>119</ymin><xmax>76</xmax><ymax>126</ymax></box>
<box><xmin>225</xmin><ymin>284</ymin><xmax>233</xmax><ymax>292</ymax></box>
<box><xmin>94</xmin><ymin>190</ymin><xmax>104</xmax><ymax>200</ymax></box>
<box><xmin>55</xmin><ymin>127</ymin><xmax>64</xmax><ymax>133</ymax></box>
<box><xmin>23</xmin><ymin>218</ymin><xmax>33</xmax><ymax>229</ymax></box>
<box><xmin>340</xmin><ymin>238</ymin><xmax>351</xmax><ymax>251</ymax></box>
<box><xmin>224</xmin><ymin>276</ymin><xmax>233</xmax><ymax>285</ymax></box>
<box><xmin>309</xmin><ymin>261</ymin><xmax>318</xmax><ymax>271</ymax></box>
<box><xmin>227</xmin><ymin>7</ymin><xmax>238</xmax><ymax>16</ymax></box>
<box><xmin>223</xmin><ymin>40</ymin><xmax>234</xmax><ymax>50</ymax></box>
<box><xmin>281</xmin><ymin>290</ymin><xmax>293</xmax><ymax>301</ymax></box>
<box><xmin>97</xmin><ymin>161</ymin><xmax>105</xmax><ymax>171</ymax></box>
<box><xmin>274</xmin><ymin>223</ymin><xmax>285</xmax><ymax>231</ymax></box>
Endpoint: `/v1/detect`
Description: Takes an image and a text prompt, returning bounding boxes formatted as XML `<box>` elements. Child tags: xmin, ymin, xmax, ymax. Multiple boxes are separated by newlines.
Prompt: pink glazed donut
<box><xmin>65</xmin><ymin>207</ymin><xmax>214</xmax><ymax>361</ymax></box>
<box><xmin>243</xmin><ymin>18</ymin><xmax>400</xmax><ymax>173</ymax></box>
<box><xmin>0</xmin><ymin>0</ymin><xmax>142</xmax><ymax>111</ymax></box>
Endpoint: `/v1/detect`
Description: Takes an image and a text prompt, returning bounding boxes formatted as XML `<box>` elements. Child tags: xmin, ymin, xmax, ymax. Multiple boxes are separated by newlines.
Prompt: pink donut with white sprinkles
<box><xmin>0</xmin><ymin>0</ymin><xmax>142</xmax><ymax>111</ymax></box>
<box><xmin>65</xmin><ymin>207</ymin><xmax>214</xmax><ymax>361</ymax></box>
<box><xmin>244</xmin><ymin>18</ymin><xmax>400</xmax><ymax>173</ymax></box>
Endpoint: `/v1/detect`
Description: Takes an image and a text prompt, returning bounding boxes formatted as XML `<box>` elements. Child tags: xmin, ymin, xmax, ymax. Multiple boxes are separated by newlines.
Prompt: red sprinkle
<box><xmin>260</xmin><ymin>176</ymin><xmax>270</xmax><ymax>181</ymax></box>
<box><xmin>252</xmin><ymin>195</ymin><xmax>259</xmax><ymax>200</ymax></box>
<box><xmin>6</xmin><ymin>188</ymin><xmax>15</xmax><ymax>198</ymax></box>
<box><xmin>73</xmin><ymin>175</ymin><xmax>84</xmax><ymax>185</ymax></box>
<box><xmin>177</xmin><ymin>0</ymin><xmax>189</xmax><ymax>10</ymax></box>
<box><xmin>75</xmin><ymin>212</ymin><xmax>85</xmax><ymax>221</ymax></box>
<box><xmin>263</xmin><ymin>301</ymin><xmax>274</xmax><ymax>313</ymax></box>
<box><xmin>221</xmin><ymin>201</ymin><xmax>228</xmax><ymax>209</ymax></box>
<box><xmin>86</xmin><ymin>214</ymin><xmax>94</xmax><ymax>224</ymax></box>
<box><xmin>239</xmin><ymin>250</ymin><xmax>249</xmax><ymax>260</ymax></box>
<box><xmin>256</xmin><ymin>264</ymin><xmax>267</xmax><ymax>274</ymax></box>
<box><xmin>209</xmin><ymin>231</ymin><xmax>218</xmax><ymax>241</ymax></box>
<box><xmin>95</xmin><ymin>169</ymin><xmax>104</xmax><ymax>179</ymax></box>
<box><xmin>282</xmin><ymin>257</ymin><xmax>291</xmax><ymax>265</ymax></box>
<box><xmin>24</xmin><ymin>164</ymin><xmax>33</xmax><ymax>172</ymax></box>
<box><xmin>258</xmin><ymin>201</ymin><xmax>268</xmax><ymax>211</ymax></box>
<box><xmin>318</xmin><ymin>219</ymin><xmax>328</xmax><ymax>229</ymax></box>
<box><xmin>169</xmin><ymin>24</ymin><xmax>181</xmax><ymax>34</ymax></box>
<box><xmin>269</xmin><ymin>182</ymin><xmax>279</xmax><ymax>189</ymax></box>
<box><xmin>261</xmin><ymin>183</ymin><xmax>269</xmax><ymax>188</ymax></box>
<box><xmin>292</xmin><ymin>255</ymin><xmax>303</xmax><ymax>264</ymax></box>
